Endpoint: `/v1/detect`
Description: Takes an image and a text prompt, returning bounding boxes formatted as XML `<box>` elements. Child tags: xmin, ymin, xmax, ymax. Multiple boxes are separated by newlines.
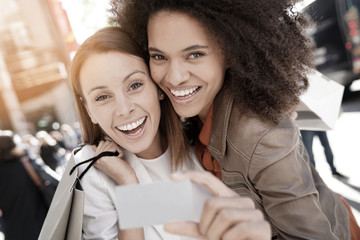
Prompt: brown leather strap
<box><xmin>21</xmin><ymin>157</ymin><xmax>43</xmax><ymax>189</ymax></box>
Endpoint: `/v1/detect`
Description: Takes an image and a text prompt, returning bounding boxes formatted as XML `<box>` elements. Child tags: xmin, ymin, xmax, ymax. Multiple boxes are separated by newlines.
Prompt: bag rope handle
<box><xmin>69</xmin><ymin>151</ymin><xmax>119</xmax><ymax>180</ymax></box>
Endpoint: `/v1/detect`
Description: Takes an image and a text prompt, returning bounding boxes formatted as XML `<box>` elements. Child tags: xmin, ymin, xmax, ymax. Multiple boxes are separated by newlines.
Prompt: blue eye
<box><xmin>95</xmin><ymin>95</ymin><xmax>109</xmax><ymax>102</ymax></box>
<box><xmin>129</xmin><ymin>81</ymin><xmax>143</xmax><ymax>91</ymax></box>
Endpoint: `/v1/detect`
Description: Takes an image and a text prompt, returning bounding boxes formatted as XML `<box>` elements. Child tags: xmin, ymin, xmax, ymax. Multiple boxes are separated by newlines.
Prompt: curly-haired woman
<box><xmin>111</xmin><ymin>0</ymin><xmax>352</xmax><ymax>239</ymax></box>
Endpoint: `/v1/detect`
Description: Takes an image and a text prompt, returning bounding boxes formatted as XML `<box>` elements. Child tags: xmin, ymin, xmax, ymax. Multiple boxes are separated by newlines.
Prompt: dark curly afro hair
<box><xmin>110</xmin><ymin>0</ymin><xmax>314</xmax><ymax>124</ymax></box>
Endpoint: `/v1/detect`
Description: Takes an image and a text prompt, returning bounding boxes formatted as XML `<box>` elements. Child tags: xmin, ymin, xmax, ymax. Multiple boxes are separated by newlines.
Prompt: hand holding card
<box><xmin>164</xmin><ymin>171</ymin><xmax>271</xmax><ymax>240</ymax></box>
<box><xmin>114</xmin><ymin>178</ymin><xmax>212</xmax><ymax>229</ymax></box>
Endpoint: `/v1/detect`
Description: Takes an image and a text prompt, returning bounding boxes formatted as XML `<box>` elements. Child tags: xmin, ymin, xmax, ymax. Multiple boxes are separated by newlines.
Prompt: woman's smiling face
<box><xmin>80</xmin><ymin>51</ymin><xmax>163</xmax><ymax>159</ymax></box>
<box><xmin>147</xmin><ymin>11</ymin><xmax>227</xmax><ymax>122</ymax></box>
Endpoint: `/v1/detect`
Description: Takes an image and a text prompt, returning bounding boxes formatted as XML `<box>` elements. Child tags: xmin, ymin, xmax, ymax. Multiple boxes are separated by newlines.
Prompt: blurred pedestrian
<box><xmin>0</xmin><ymin>130</ymin><xmax>48</xmax><ymax>240</ymax></box>
<box><xmin>49</xmin><ymin>130</ymin><xmax>66</xmax><ymax>150</ymax></box>
<box><xmin>300</xmin><ymin>130</ymin><xmax>347</xmax><ymax>179</ymax></box>
<box><xmin>36</xmin><ymin>131</ymin><xmax>66</xmax><ymax>173</ymax></box>
<box><xmin>21</xmin><ymin>134</ymin><xmax>41</xmax><ymax>159</ymax></box>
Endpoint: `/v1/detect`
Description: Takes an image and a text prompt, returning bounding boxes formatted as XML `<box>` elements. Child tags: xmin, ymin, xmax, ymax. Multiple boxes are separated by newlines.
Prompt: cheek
<box><xmin>150</xmin><ymin>99</ymin><xmax>162</xmax><ymax>126</ymax></box>
<box><xmin>150</xmin><ymin>65</ymin><xmax>163</xmax><ymax>84</ymax></box>
<box><xmin>88</xmin><ymin>105</ymin><xmax>107</xmax><ymax>123</ymax></box>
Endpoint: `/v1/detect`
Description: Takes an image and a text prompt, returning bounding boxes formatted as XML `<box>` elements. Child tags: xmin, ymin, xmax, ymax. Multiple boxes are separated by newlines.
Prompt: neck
<box><xmin>136</xmin><ymin>132</ymin><xmax>167</xmax><ymax>159</ymax></box>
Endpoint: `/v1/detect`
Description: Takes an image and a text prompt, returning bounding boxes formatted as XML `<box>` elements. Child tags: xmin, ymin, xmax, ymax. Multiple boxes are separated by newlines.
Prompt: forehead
<box><xmin>79</xmin><ymin>52</ymin><xmax>147</xmax><ymax>89</ymax></box>
<box><xmin>147</xmin><ymin>11</ymin><xmax>215</xmax><ymax>49</ymax></box>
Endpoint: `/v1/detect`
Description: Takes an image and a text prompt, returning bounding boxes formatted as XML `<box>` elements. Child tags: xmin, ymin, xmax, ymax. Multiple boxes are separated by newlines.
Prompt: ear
<box><xmin>158</xmin><ymin>89</ymin><xmax>165</xmax><ymax>100</ymax></box>
<box><xmin>84</xmin><ymin>103</ymin><xmax>98</xmax><ymax>124</ymax></box>
<box><xmin>91</xmin><ymin>117</ymin><xmax>98</xmax><ymax>124</ymax></box>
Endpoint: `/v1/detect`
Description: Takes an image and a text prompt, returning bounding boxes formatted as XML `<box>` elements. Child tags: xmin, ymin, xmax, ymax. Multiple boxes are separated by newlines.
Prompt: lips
<box><xmin>116</xmin><ymin>116</ymin><xmax>147</xmax><ymax>136</ymax></box>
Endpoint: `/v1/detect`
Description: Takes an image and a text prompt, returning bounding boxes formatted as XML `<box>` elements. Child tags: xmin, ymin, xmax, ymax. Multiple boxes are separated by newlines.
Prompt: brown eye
<box><xmin>150</xmin><ymin>54</ymin><xmax>166</xmax><ymax>60</ymax></box>
<box><xmin>188</xmin><ymin>52</ymin><xmax>205</xmax><ymax>59</ymax></box>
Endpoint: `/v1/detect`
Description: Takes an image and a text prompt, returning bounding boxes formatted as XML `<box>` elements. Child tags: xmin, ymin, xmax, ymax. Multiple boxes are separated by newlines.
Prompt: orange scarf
<box><xmin>194</xmin><ymin>104</ymin><xmax>221</xmax><ymax>179</ymax></box>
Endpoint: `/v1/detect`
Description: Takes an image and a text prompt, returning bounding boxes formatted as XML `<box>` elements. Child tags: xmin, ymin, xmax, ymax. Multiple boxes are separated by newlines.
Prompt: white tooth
<box><xmin>131</xmin><ymin>122</ymin><xmax>136</xmax><ymax>129</ymax></box>
<box><xmin>171</xmin><ymin>88</ymin><xmax>199</xmax><ymax>97</ymax></box>
<box><xmin>127</xmin><ymin>124</ymin><xmax>132</xmax><ymax>130</ymax></box>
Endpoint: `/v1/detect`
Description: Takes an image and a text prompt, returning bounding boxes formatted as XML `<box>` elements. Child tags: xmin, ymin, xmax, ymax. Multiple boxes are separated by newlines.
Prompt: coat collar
<box><xmin>208</xmin><ymin>87</ymin><xmax>235</xmax><ymax>162</ymax></box>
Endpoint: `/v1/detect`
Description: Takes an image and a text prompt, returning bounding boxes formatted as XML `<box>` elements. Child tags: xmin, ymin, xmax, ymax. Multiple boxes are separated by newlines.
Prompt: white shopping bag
<box><xmin>295</xmin><ymin>70</ymin><xmax>344</xmax><ymax>130</ymax></box>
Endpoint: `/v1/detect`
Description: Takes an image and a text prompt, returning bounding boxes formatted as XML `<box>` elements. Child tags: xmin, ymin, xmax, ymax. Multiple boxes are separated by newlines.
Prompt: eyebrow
<box><xmin>148</xmin><ymin>44</ymin><xmax>208</xmax><ymax>53</ymax></box>
<box><xmin>87</xmin><ymin>70</ymin><xmax>146</xmax><ymax>95</ymax></box>
<box><xmin>124</xmin><ymin>70</ymin><xmax>146</xmax><ymax>81</ymax></box>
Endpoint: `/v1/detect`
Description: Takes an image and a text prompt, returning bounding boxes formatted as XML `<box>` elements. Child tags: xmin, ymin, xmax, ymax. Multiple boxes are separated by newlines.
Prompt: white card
<box><xmin>114</xmin><ymin>179</ymin><xmax>212</xmax><ymax>229</ymax></box>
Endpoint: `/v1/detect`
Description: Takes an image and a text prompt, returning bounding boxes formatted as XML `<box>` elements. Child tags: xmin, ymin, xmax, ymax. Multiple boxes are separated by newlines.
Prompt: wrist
<box><xmin>115</xmin><ymin>172</ymin><xmax>138</xmax><ymax>185</ymax></box>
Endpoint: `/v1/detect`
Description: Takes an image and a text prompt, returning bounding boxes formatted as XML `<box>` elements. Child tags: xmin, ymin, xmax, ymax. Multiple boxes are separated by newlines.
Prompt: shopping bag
<box><xmin>295</xmin><ymin>70</ymin><xmax>344</xmax><ymax>130</ymax></box>
<box><xmin>38</xmin><ymin>149</ymin><xmax>119</xmax><ymax>240</ymax></box>
<box><xmin>38</xmin><ymin>153</ymin><xmax>84</xmax><ymax>240</ymax></box>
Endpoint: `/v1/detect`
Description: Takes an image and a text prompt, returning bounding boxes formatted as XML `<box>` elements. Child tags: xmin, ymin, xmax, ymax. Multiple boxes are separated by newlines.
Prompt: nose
<box><xmin>165</xmin><ymin>60</ymin><xmax>190</xmax><ymax>86</ymax></box>
<box><xmin>114</xmin><ymin>95</ymin><xmax>135</xmax><ymax>116</ymax></box>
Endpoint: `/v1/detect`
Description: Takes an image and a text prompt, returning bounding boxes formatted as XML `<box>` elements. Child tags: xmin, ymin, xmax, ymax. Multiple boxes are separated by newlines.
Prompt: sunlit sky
<box><xmin>59</xmin><ymin>0</ymin><xmax>316</xmax><ymax>45</ymax></box>
<box><xmin>59</xmin><ymin>0</ymin><xmax>112</xmax><ymax>45</ymax></box>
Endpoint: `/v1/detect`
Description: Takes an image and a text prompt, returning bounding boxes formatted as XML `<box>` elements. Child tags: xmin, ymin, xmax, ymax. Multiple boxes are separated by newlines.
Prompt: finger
<box><xmin>200</xmin><ymin>197</ymin><xmax>256</xmax><ymax>236</ymax></box>
<box><xmin>105</xmin><ymin>141</ymin><xmax>123</xmax><ymax>157</ymax></box>
<box><xmin>96</xmin><ymin>140</ymin><xmax>123</xmax><ymax>157</ymax></box>
<box><xmin>206</xmin><ymin>208</ymin><xmax>264</xmax><ymax>240</ymax></box>
<box><xmin>95</xmin><ymin>140</ymin><xmax>106</xmax><ymax>154</ymax></box>
<box><xmin>222</xmin><ymin>220</ymin><xmax>271</xmax><ymax>240</ymax></box>
<box><xmin>171</xmin><ymin>171</ymin><xmax>237</xmax><ymax>197</ymax></box>
<box><xmin>164</xmin><ymin>221</ymin><xmax>204</xmax><ymax>239</ymax></box>
<box><xmin>91</xmin><ymin>144</ymin><xmax>97</xmax><ymax>152</ymax></box>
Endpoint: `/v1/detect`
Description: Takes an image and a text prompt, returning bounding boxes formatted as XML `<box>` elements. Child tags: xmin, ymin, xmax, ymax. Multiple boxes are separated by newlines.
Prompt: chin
<box><xmin>177</xmin><ymin>109</ymin><xmax>199</xmax><ymax>119</ymax></box>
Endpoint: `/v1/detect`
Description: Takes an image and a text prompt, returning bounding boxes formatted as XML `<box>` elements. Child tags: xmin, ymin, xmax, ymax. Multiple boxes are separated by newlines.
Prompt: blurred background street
<box><xmin>314</xmin><ymin>93</ymin><xmax>360</xmax><ymax>223</ymax></box>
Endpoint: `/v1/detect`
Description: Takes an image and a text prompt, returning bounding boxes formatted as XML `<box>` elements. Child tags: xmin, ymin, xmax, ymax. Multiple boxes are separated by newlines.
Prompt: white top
<box><xmin>74</xmin><ymin>145</ymin><xmax>204</xmax><ymax>240</ymax></box>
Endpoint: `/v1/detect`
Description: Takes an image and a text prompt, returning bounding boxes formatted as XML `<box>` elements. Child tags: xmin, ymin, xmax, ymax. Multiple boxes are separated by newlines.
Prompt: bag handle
<box><xmin>69</xmin><ymin>151</ymin><xmax>119</xmax><ymax>180</ymax></box>
<box><xmin>21</xmin><ymin>156</ymin><xmax>43</xmax><ymax>189</ymax></box>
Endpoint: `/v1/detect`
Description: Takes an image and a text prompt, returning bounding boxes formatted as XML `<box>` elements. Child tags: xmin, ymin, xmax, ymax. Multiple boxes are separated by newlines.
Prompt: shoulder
<box><xmin>73</xmin><ymin>144</ymin><xmax>94</xmax><ymax>162</ymax></box>
<box><xmin>73</xmin><ymin>145</ymin><xmax>95</xmax><ymax>163</ymax></box>
<box><xmin>228</xmin><ymin>108</ymin><xmax>299</xmax><ymax>163</ymax></box>
<box><xmin>72</xmin><ymin>145</ymin><xmax>100</xmax><ymax>177</ymax></box>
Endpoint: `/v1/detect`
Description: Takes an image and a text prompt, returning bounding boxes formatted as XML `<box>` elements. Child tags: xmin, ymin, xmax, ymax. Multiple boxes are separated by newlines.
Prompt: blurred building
<box><xmin>304</xmin><ymin>0</ymin><xmax>360</xmax><ymax>89</ymax></box>
<box><xmin>0</xmin><ymin>0</ymin><xmax>78</xmax><ymax>135</ymax></box>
